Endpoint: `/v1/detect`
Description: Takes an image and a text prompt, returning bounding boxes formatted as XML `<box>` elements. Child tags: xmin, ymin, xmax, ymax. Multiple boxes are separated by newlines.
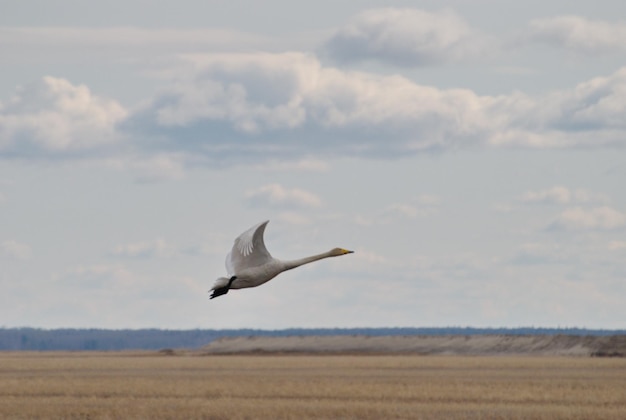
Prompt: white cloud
<box><xmin>416</xmin><ymin>194</ymin><xmax>441</xmax><ymax>207</ymax></box>
<box><xmin>529</xmin><ymin>16</ymin><xmax>626</xmax><ymax>54</ymax></box>
<box><xmin>112</xmin><ymin>238</ymin><xmax>174</xmax><ymax>258</ymax></box>
<box><xmin>552</xmin><ymin>68</ymin><xmax>626</xmax><ymax>131</ymax></box>
<box><xmin>551</xmin><ymin>206</ymin><xmax>626</xmax><ymax>231</ymax></box>
<box><xmin>608</xmin><ymin>240</ymin><xmax>626</xmax><ymax>251</ymax></box>
<box><xmin>519</xmin><ymin>186</ymin><xmax>608</xmax><ymax>205</ymax></box>
<box><xmin>151</xmin><ymin>52</ymin><xmax>313</xmax><ymax>131</ymax></box>
<box><xmin>136</xmin><ymin>54</ymin><xmax>626</xmax><ymax>159</ymax></box>
<box><xmin>324</xmin><ymin>8</ymin><xmax>493</xmax><ymax>66</ymax></box>
<box><xmin>0</xmin><ymin>77</ymin><xmax>127</xmax><ymax>153</ymax></box>
<box><xmin>135</xmin><ymin>52</ymin><xmax>495</xmax><ymax>157</ymax></box>
<box><xmin>383</xmin><ymin>203</ymin><xmax>419</xmax><ymax>219</ymax></box>
<box><xmin>490</xmin><ymin>67</ymin><xmax>626</xmax><ymax>148</ymax></box>
<box><xmin>385</xmin><ymin>195</ymin><xmax>440</xmax><ymax>218</ymax></box>
<box><xmin>0</xmin><ymin>240</ymin><xmax>32</xmax><ymax>260</ymax></box>
<box><xmin>3</xmin><ymin>55</ymin><xmax>626</xmax><ymax>166</ymax></box>
<box><xmin>106</xmin><ymin>154</ymin><xmax>186</xmax><ymax>183</ymax></box>
<box><xmin>245</xmin><ymin>183</ymin><xmax>322</xmax><ymax>209</ymax></box>
<box><xmin>355</xmin><ymin>195</ymin><xmax>440</xmax><ymax>225</ymax></box>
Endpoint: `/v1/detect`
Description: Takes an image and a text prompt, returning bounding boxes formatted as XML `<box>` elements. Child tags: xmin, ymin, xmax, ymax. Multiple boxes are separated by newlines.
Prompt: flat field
<box><xmin>1</xmin><ymin>352</ymin><xmax>625</xmax><ymax>419</ymax></box>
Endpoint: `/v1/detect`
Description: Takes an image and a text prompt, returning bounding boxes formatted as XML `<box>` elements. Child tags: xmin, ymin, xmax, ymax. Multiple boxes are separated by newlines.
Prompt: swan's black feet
<box><xmin>209</xmin><ymin>276</ymin><xmax>237</xmax><ymax>300</ymax></box>
<box><xmin>210</xmin><ymin>286</ymin><xmax>229</xmax><ymax>299</ymax></box>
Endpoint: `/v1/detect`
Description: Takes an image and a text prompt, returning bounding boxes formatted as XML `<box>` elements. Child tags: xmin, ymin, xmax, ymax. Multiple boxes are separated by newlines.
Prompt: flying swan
<box><xmin>210</xmin><ymin>220</ymin><xmax>353</xmax><ymax>299</ymax></box>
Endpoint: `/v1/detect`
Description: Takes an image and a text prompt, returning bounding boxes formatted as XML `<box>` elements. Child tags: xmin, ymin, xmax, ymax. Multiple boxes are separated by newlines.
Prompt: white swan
<box><xmin>210</xmin><ymin>220</ymin><xmax>353</xmax><ymax>299</ymax></box>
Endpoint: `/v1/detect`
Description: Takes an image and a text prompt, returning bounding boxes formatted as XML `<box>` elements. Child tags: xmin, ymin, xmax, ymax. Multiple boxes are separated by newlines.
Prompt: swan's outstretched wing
<box><xmin>225</xmin><ymin>220</ymin><xmax>273</xmax><ymax>276</ymax></box>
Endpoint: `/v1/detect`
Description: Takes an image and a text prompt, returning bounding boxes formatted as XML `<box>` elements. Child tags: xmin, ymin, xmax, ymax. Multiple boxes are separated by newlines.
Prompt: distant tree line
<box><xmin>1</xmin><ymin>327</ymin><xmax>624</xmax><ymax>351</ymax></box>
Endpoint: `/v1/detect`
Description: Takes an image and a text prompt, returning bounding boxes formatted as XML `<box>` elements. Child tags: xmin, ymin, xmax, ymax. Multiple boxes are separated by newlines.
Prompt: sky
<box><xmin>1</xmin><ymin>0</ymin><xmax>625</xmax><ymax>330</ymax></box>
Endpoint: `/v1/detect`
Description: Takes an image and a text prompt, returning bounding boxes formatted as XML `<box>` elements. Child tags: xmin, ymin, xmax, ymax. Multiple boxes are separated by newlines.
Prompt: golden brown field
<box><xmin>1</xmin><ymin>352</ymin><xmax>625</xmax><ymax>419</ymax></box>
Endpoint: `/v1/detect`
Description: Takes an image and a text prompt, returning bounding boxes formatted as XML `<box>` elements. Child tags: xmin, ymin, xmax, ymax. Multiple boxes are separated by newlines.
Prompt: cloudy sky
<box><xmin>1</xmin><ymin>0</ymin><xmax>625</xmax><ymax>329</ymax></box>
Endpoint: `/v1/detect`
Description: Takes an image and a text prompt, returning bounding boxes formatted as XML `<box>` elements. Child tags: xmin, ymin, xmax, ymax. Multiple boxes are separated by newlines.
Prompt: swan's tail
<box><xmin>211</xmin><ymin>277</ymin><xmax>230</xmax><ymax>290</ymax></box>
<box><xmin>209</xmin><ymin>276</ymin><xmax>235</xmax><ymax>299</ymax></box>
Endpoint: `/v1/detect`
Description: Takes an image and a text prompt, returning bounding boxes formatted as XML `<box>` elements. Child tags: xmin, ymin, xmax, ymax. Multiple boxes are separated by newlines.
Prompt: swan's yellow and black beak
<box><xmin>341</xmin><ymin>249</ymin><xmax>354</xmax><ymax>254</ymax></box>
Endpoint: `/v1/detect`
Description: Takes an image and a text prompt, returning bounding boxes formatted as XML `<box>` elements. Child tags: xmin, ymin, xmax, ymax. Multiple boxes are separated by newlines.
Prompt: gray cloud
<box><xmin>323</xmin><ymin>8</ymin><xmax>493</xmax><ymax>66</ymax></box>
<box><xmin>529</xmin><ymin>16</ymin><xmax>626</xmax><ymax>54</ymax></box>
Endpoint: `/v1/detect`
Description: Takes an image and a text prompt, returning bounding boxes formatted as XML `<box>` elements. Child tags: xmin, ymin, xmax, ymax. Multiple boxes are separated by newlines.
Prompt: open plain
<box><xmin>1</xmin><ymin>350</ymin><xmax>626</xmax><ymax>419</ymax></box>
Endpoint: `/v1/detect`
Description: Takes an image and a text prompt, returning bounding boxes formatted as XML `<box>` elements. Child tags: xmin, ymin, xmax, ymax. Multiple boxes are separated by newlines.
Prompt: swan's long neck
<box><xmin>281</xmin><ymin>250</ymin><xmax>335</xmax><ymax>271</ymax></box>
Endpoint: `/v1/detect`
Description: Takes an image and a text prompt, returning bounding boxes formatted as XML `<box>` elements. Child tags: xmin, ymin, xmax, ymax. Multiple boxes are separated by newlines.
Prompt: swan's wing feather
<box><xmin>226</xmin><ymin>220</ymin><xmax>273</xmax><ymax>274</ymax></box>
<box><xmin>225</xmin><ymin>251</ymin><xmax>234</xmax><ymax>277</ymax></box>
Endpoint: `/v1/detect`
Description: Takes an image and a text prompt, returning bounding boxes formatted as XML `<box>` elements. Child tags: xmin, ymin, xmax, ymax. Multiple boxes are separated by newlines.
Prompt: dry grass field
<box><xmin>1</xmin><ymin>352</ymin><xmax>625</xmax><ymax>419</ymax></box>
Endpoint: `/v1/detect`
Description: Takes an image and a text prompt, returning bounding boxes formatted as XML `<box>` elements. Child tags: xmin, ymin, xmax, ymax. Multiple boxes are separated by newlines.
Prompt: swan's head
<box><xmin>330</xmin><ymin>248</ymin><xmax>354</xmax><ymax>256</ymax></box>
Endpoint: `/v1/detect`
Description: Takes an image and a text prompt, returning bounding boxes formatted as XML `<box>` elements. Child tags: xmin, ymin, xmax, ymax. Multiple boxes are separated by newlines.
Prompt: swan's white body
<box><xmin>210</xmin><ymin>220</ymin><xmax>353</xmax><ymax>299</ymax></box>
